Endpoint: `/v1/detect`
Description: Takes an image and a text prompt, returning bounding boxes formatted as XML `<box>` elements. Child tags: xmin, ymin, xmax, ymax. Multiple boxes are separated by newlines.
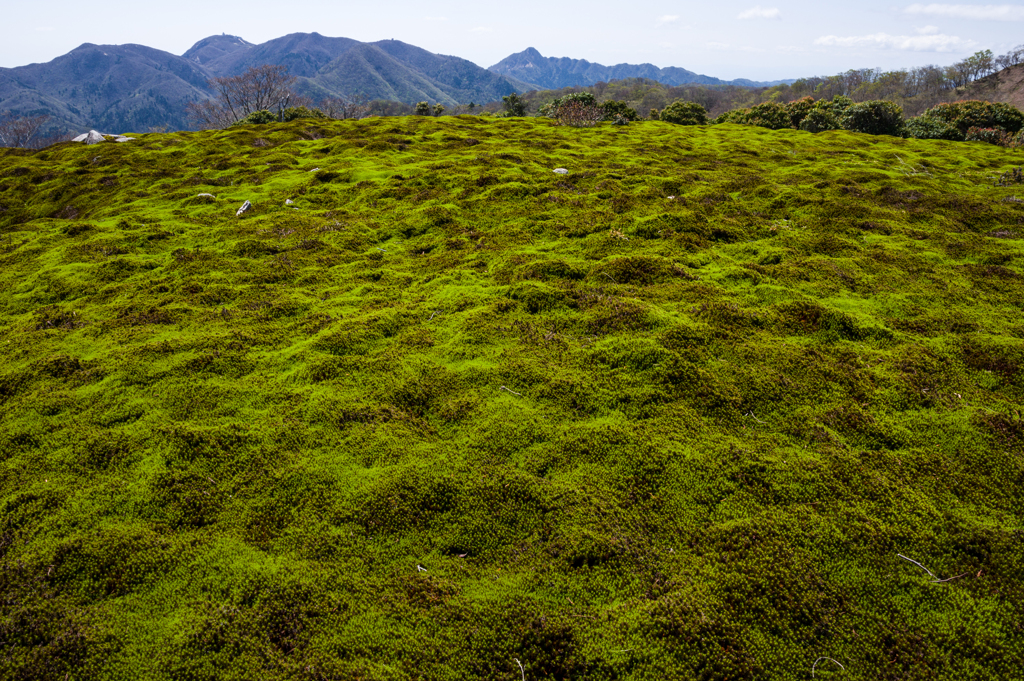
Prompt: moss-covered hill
<box><xmin>1</xmin><ymin>117</ymin><xmax>1022</xmax><ymax>680</ymax></box>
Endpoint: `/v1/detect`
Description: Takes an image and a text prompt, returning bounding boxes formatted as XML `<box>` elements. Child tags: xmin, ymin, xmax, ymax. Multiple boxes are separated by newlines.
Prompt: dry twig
<box><xmin>812</xmin><ymin>657</ymin><xmax>845</xmax><ymax>677</ymax></box>
<box><xmin>898</xmin><ymin>553</ymin><xmax>966</xmax><ymax>583</ymax></box>
<box><xmin>514</xmin><ymin>658</ymin><xmax>525</xmax><ymax>681</ymax></box>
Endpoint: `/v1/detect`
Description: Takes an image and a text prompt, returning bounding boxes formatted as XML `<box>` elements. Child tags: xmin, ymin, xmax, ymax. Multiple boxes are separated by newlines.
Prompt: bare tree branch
<box><xmin>186</xmin><ymin>65</ymin><xmax>297</xmax><ymax>129</ymax></box>
<box><xmin>0</xmin><ymin>112</ymin><xmax>52</xmax><ymax>148</ymax></box>
<box><xmin>318</xmin><ymin>96</ymin><xmax>370</xmax><ymax>120</ymax></box>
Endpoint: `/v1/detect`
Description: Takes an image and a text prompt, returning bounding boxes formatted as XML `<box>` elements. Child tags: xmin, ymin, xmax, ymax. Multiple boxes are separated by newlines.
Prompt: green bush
<box><xmin>281</xmin><ymin>106</ymin><xmax>326</xmax><ymax>122</ymax></box>
<box><xmin>815</xmin><ymin>95</ymin><xmax>854</xmax><ymax>118</ymax></box>
<box><xmin>965</xmin><ymin>126</ymin><xmax>1013</xmax><ymax>146</ymax></box>
<box><xmin>502</xmin><ymin>93</ymin><xmax>527</xmax><ymax>117</ymax></box>
<box><xmin>238</xmin><ymin>110</ymin><xmax>276</xmax><ymax>125</ymax></box>
<box><xmin>743</xmin><ymin>102</ymin><xmax>792</xmax><ymax>130</ymax></box>
<box><xmin>415</xmin><ymin>101</ymin><xmax>430</xmax><ymax>116</ymax></box>
<box><xmin>905</xmin><ymin>116</ymin><xmax>963</xmax><ymax>141</ymax></box>
<box><xmin>799</xmin><ymin>109</ymin><xmax>840</xmax><ymax>133</ymax></box>
<box><xmin>714</xmin><ymin>108</ymin><xmax>748</xmax><ymax>125</ymax></box>
<box><xmin>922</xmin><ymin>100</ymin><xmax>1024</xmax><ymax>135</ymax></box>
<box><xmin>660</xmin><ymin>101</ymin><xmax>708</xmax><ymax>126</ymax></box>
<box><xmin>601</xmin><ymin>100</ymin><xmax>640</xmax><ymax>122</ymax></box>
<box><xmin>841</xmin><ymin>100</ymin><xmax>905</xmax><ymax>137</ymax></box>
<box><xmin>785</xmin><ymin>97</ymin><xmax>816</xmax><ymax>128</ymax></box>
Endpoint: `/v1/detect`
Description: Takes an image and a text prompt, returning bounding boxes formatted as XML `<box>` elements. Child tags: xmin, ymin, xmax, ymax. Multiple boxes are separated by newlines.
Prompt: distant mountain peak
<box><xmin>489</xmin><ymin>48</ymin><xmax>786</xmax><ymax>90</ymax></box>
<box><xmin>182</xmin><ymin>35</ymin><xmax>253</xmax><ymax>65</ymax></box>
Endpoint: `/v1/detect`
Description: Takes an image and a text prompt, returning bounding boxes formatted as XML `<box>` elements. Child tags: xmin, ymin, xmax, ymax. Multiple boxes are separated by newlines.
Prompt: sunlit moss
<box><xmin>1</xmin><ymin>117</ymin><xmax>1022</xmax><ymax>679</ymax></box>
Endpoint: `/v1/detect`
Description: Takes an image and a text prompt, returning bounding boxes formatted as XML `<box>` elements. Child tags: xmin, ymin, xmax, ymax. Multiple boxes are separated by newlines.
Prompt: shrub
<box><xmin>415</xmin><ymin>102</ymin><xmax>431</xmax><ymax>116</ymax></box>
<box><xmin>502</xmin><ymin>93</ymin><xmax>527</xmax><ymax>117</ymax></box>
<box><xmin>649</xmin><ymin>108</ymin><xmax>660</xmax><ymax>121</ymax></box>
<box><xmin>714</xmin><ymin>109</ymin><xmax>748</xmax><ymax>125</ymax></box>
<box><xmin>660</xmin><ymin>101</ymin><xmax>708</xmax><ymax>126</ymax></box>
<box><xmin>542</xmin><ymin>92</ymin><xmax>596</xmax><ymax>119</ymax></box>
<box><xmin>785</xmin><ymin>97</ymin><xmax>816</xmax><ymax>128</ymax></box>
<box><xmin>922</xmin><ymin>100</ymin><xmax>1024</xmax><ymax>135</ymax></box>
<box><xmin>965</xmin><ymin>126</ymin><xmax>1013</xmax><ymax>146</ymax></box>
<box><xmin>815</xmin><ymin>95</ymin><xmax>854</xmax><ymax>118</ymax></box>
<box><xmin>841</xmin><ymin>100</ymin><xmax>905</xmax><ymax>136</ymax></box>
<box><xmin>238</xmin><ymin>110</ymin><xmax>276</xmax><ymax>125</ymax></box>
<box><xmin>905</xmin><ymin>116</ymin><xmax>963</xmax><ymax>141</ymax></box>
<box><xmin>799</xmin><ymin>109</ymin><xmax>840</xmax><ymax>133</ymax></box>
<box><xmin>280</xmin><ymin>106</ymin><xmax>326</xmax><ymax>122</ymax></box>
<box><xmin>743</xmin><ymin>102</ymin><xmax>791</xmax><ymax>130</ymax></box>
<box><xmin>601</xmin><ymin>100</ymin><xmax>640</xmax><ymax>122</ymax></box>
<box><xmin>556</xmin><ymin>100</ymin><xmax>604</xmax><ymax>128</ymax></box>
<box><xmin>433</xmin><ymin>104</ymin><xmax>446</xmax><ymax>117</ymax></box>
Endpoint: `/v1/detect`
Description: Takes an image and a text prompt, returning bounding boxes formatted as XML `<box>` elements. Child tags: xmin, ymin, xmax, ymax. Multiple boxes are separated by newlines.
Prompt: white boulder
<box><xmin>72</xmin><ymin>130</ymin><xmax>107</xmax><ymax>144</ymax></box>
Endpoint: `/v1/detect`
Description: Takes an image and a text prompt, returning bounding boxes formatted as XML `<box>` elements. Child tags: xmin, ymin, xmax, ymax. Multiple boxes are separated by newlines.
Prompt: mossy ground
<box><xmin>1</xmin><ymin>117</ymin><xmax>1022</xmax><ymax>680</ymax></box>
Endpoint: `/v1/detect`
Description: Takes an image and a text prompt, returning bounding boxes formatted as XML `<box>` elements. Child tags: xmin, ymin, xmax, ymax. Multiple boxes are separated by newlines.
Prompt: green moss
<box><xmin>1</xmin><ymin>117</ymin><xmax>1023</xmax><ymax>679</ymax></box>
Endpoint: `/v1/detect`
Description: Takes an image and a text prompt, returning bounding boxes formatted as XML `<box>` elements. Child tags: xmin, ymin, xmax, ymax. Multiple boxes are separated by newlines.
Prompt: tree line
<box><xmin>499</xmin><ymin>46</ymin><xmax>1024</xmax><ymax>120</ymax></box>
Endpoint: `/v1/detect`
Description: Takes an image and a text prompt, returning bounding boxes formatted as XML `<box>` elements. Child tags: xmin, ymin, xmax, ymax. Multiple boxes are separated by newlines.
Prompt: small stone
<box><xmin>309</xmin><ymin>167</ymin><xmax>321</xmax><ymax>173</ymax></box>
<box><xmin>114</xmin><ymin>136</ymin><xmax>136</xmax><ymax>143</ymax></box>
<box><xmin>285</xmin><ymin>199</ymin><xmax>294</xmax><ymax>205</ymax></box>
<box><xmin>553</xmin><ymin>168</ymin><xmax>568</xmax><ymax>175</ymax></box>
<box><xmin>236</xmin><ymin>200</ymin><xmax>252</xmax><ymax>217</ymax></box>
<box><xmin>197</xmin><ymin>193</ymin><xmax>216</xmax><ymax>198</ymax></box>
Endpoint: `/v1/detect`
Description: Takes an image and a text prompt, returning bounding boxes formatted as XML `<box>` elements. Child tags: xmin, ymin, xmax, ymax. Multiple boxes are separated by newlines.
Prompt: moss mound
<box><xmin>1</xmin><ymin>117</ymin><xmax>1022</xmax><ymax>679</ymax></box>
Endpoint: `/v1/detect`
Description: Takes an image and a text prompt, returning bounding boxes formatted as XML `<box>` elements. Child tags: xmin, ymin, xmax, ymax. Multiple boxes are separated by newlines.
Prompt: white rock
<box><xmin>236</xmin><ymin>200</ymin><xmax>252</xmax><ymax>217</ymax></box>
<box><xmin>285</xmin><ymin>199</ymin><xmax>294</xmax><ymax>205</ymax></box>
<box><xmin>73</xmin><ymin>130</ymin><xmax>106</xmax><ymax>144</ymax></box>
<box><xmin>309</xmin><ymin>167</ymin><xmax>321</xmax><ymax>173</ymax></box>
<box><xmin>114</xmin><ymin>136</ymin><xmax>136</xmax><ymax>143</ymax></box>
<box><xmin>197</xmin><ymin>193</ymin><xmax>216</xmax><ymax>198</ymax></box>
<box><xmin>553</xmin><ymin>168</ymin><xmax>568</xmax><ymax>174</ymax></box>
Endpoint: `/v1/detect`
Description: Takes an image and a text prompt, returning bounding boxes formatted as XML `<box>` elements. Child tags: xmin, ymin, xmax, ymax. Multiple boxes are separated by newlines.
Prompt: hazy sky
<box><xmin>4</xmin><ymin>1</ymin><xmax>1024</xmax><ymax>80</ymax></box>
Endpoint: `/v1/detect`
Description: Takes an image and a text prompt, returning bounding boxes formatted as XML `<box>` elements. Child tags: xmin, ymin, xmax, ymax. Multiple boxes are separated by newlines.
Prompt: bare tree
<box><xmin>996</xmin><ymin>44</ymin><xmax>1024</xmax><ymax>70</ymax></box>
<box><xmin>0</xmin><ymin>112</ymin><xmax>52</xmax><ymax>148</ymax></box>
<box><xmin>186</xmin><ymin>64</ymin><xmax>297</xmax><ymax>129</ymax></box>
<box><xmin>318</xmin><ymin>96</ymin><xmax>370</xmax><ymax>120</ymax></box>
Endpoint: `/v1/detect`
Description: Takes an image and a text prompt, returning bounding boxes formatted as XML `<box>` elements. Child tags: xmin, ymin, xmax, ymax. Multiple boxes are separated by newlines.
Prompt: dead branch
<box><xmin>898</xmin><ymin>553</ymin><xmax>938</xmax><ymax>580</ymax></box>
<box><xmin>812</xmin><ymin>657</ymin><xmax>846</xmax><ymax>677</ymax></box>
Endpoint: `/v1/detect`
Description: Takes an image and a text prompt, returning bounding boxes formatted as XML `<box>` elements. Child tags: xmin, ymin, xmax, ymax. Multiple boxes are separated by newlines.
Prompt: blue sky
<box><xmin>5</xmin><ymin>1</ymin><xmax>1024</xmax><ymax>80</ymax></box>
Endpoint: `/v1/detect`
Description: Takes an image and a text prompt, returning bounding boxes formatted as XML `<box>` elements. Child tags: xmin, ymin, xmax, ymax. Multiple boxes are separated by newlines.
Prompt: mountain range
<box><xmin>0</xmin><ymin>33</ymin><xmax>786</xmax><ymax>134</ymax></box>
<box><xmin>489</xmin><ymin>47</ymin><xmax>789</xmax><ymax>89</ymax></box>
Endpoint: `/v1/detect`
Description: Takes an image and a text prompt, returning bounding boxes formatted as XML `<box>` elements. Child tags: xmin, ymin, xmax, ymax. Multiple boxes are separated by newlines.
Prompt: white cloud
<box><xmin>423</xmin><ymin>16</ymin><xmax>448</xmax><ymax>22</ymax></box>
<box><xmin>814</xmin><ymin>31</ymin><xmax>974</xmax><ymax>51</ymax></box>
<box><xmin>657</xmin><ymin>15</ymin><xmax>680</xmax><ymax>26</ymax></box>
<box><xmin>738</xmin><ymin>6</ymin><xmax>782</xmax><ymax>20</ymax></box>
<box><xmin>469</xmin><ymin>26</ymin><xmax>493</xmax><ymax>33</ymax></box>
<box><xmin>915</xmin><ymin>25</ymin><xmax>941</xmax><ymax>34</ymax></box>
<box><xmin>905</xmin><ymin>3</ymin><xmax>1024</xmax><ymax>20</ymax></box>
<box><xmin>34</xmin><ymin>26</ymin><xmax>55</xmax><ymax>32</ymax></box>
